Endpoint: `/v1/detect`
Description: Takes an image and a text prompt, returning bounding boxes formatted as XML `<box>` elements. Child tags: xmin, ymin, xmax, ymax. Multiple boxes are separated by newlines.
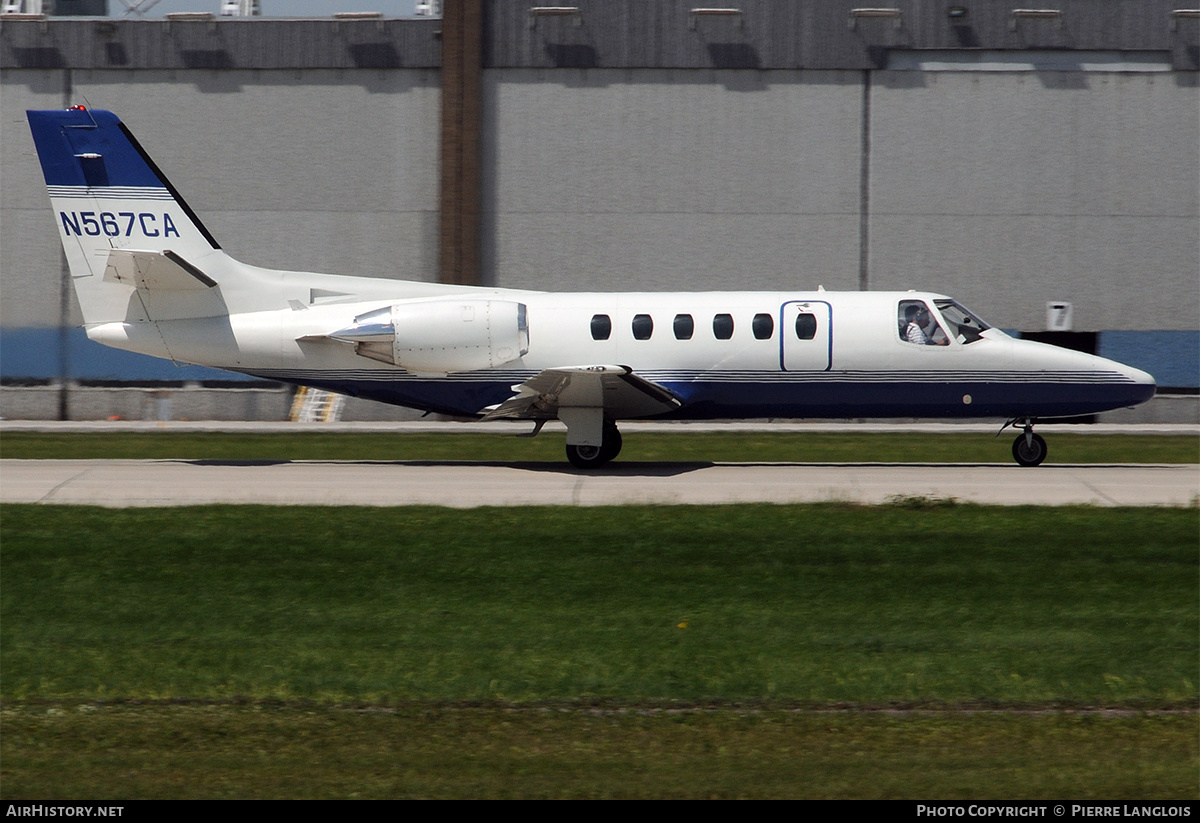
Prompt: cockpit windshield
<box><xmin>934</xmin><ymin>299</ymin><xmax>991</xmax><ymax>344</ymax></box>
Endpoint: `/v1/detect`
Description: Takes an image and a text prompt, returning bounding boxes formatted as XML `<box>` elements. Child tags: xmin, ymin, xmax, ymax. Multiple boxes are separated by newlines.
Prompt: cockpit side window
<box><xmin>898</xmin><ymin>300</ymin><xmax>949</xmax><ymax>346</ymax></box>
<box><xmin>934</xmin><ymin>299</ymin><xmax>990</xmax><ymax>344</ymax></box>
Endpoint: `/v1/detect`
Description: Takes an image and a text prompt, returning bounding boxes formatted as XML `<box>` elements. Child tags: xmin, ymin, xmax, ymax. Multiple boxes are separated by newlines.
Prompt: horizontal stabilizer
<box><xmin>103</xmin><ymin>249</ymin><xmax>216</xmax><ymax>291</ymax></box>
<box><xmin>481</xmin><ymin>365</ymin><xmax>681</xmax><ymax>421</ymax></box>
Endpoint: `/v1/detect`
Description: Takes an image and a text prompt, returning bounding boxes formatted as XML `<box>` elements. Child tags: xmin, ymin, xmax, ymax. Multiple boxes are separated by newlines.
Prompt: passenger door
<box><xmin>780</xmin><ymin>300</ymin><xmax>832</xmax><ymax>371</ymax></box>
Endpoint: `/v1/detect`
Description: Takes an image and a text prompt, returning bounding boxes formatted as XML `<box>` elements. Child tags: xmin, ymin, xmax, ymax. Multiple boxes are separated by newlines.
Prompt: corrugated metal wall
<box><xmin>1</xmin><ymin>17</ymin><xmax>442</xmax><ymax>69</ymax></box>
<box><xmin>4</xmin><ymin>2</ymin><xmax>1193</xmax><ymax>72</ymax></box>
<box><xmin>1</xmin><ymin>2</ymin><xmax>1196</xmax><ymax>395</ymax></box>
<box><xmin>484</xmin><ymin>0</ymin><xmax>1197</xmax><ymax>70</ymax></box>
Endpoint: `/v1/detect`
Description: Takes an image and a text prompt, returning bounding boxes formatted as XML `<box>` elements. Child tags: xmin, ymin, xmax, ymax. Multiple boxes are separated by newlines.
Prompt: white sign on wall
<box><xmin>1046</xmin><ymin>301</ymin><xmax>1074</xmax><ymax>331</ymax></box>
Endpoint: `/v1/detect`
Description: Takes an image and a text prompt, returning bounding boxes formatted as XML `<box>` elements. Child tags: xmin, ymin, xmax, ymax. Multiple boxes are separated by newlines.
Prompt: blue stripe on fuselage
<box><xmin>244</xmin><ymin>371</ymin><xmax>1153</xmax><ymax>420</ymax></box>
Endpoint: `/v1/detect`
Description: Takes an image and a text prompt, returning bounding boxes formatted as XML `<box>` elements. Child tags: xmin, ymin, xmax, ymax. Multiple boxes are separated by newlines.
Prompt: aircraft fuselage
<box><xmin>91</xmin><ymin>284</ymin><xmax>1154</xmax><ymax>422</ymax></box>
<box><xmin>28</xmin><ymin>107</ymin><xmax>1157</xmax><ymax>467</ymax></box>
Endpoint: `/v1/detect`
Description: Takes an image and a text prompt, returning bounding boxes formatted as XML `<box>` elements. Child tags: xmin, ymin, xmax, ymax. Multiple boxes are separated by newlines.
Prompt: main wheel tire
<box><xmin>601</xmin><ymin>424</ymin><xmax>623</xmax><ymax>462</ymax></box>
<box><xmin>566</xmin><ymin>423</ymin><xmax>622</xmax><ymax>469</ymax></box>
<box><xmin>1011</xmin><ymin>432</ymin><xmax>1047</xmax><ymax>467</ymax></box>
<box><xmin>566</xmin><ymin>442</ymin><xmax>609</xmax><ymax>469</ymax></box>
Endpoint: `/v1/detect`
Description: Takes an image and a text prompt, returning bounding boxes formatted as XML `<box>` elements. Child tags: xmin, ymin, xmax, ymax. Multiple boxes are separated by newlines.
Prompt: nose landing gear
<box><xmin>1003</xmin><ymin>419</ymin><xmax>1048</xmax><ymax>467</ymax></box>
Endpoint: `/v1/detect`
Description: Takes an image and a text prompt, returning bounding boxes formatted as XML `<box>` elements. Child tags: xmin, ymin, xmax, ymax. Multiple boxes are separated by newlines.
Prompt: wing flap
<box><xmin>480</xmin><ymin>365</ymin><xmax>681</xmax><ymax>421</ymax></box>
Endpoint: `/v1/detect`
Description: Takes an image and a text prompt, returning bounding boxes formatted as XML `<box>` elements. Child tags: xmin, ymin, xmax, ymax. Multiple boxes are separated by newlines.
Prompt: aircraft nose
<box><xmin>1107</xmin><ymin>357</ymin><xmax>1157</xmax><ymax>405</ymax></box>
<box><xmin>1125</xmin><ymin>364</ymin><xmax>1156</xmax><ymax>387</ymax></box>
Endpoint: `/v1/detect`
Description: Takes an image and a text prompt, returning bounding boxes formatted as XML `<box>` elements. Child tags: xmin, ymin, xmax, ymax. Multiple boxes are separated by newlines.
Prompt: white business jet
<box><xmin>27</xmin><ymin>107</ymin><xmax>1156</xmax><ymax>468</ymax></box>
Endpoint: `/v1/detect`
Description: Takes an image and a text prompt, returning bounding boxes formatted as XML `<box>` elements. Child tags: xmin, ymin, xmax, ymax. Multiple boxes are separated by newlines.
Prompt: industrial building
<box><xmin>2</xmin><ymin>1</ymin><xmax>1196</xmax><ymax>420</ymax></box>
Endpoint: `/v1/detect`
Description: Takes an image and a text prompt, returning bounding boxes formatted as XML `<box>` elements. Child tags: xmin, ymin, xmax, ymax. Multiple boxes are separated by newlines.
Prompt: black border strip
<box><xmin>162</xmin><ymin>250</ymin><xmax>218</xmax><ymax>288</ymax></box>
<box><xmin>118</xmin><ymin>122</ymin><xmax>222</xmax><ymax>251</ymax></box>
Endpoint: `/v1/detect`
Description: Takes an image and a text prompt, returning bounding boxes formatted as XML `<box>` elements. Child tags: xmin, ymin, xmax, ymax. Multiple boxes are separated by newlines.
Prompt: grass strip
<box><xmin>1</xmin><ymin>430</ymin><xmax>1197</xmax><ymax>463</ymax></box>
<box><xmin>3</xmin><ymin>504</ymin><xmax>1194</xmax><ymax>707</ymax></box>
<box><xmin>2</xmin><ymin>705</ymin><xmax>1195</xmax><ymax>799</ymax></box>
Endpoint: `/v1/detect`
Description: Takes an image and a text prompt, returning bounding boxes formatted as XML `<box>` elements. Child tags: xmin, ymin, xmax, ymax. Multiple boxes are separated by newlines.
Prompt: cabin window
<box><xmin>713</xmin><ymin>314</ymin><xmax>734</xmax><ymax>340</ymax></box>
<box><xmin>632</xmin><ymin>314</ymin><xmax>654</xmax><ymax>340</ymax></box>
<box><xmin>752</xmin><ymin>313</ymin><xmax>774</xmax><ymax>340</ymax></box>
<box><xmin>795</xmin><ymin>313</ymin><xmax>817</xmax><ymax>340</ymax></box>
<box><xmin>673</xmin><ymin>314</ymin><xmax>694</xmax><ymax>340</ymax></box>
<box><xmin>898</xmin><ymin>300</ymin><xmax>949</xmax><ymax>346</ymax></box>
<box><xmin>590</xmin><ymin>314</ymin><xmax>612</xmax><ymax>341</ymax></box>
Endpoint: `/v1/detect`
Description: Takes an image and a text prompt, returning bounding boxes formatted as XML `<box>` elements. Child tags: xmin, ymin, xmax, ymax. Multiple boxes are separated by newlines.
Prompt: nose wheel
<box><xmin>1011</xmin><ymin>428</ymin><xmax>1048</xmax><ymax>467</ymax></box>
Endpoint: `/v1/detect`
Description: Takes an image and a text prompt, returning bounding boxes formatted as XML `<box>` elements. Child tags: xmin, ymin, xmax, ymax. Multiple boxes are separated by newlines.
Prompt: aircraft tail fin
<box><xmin>27</xmin><ymin>107</ymin><xmax>226</xmax><ymax>326</ymax></box>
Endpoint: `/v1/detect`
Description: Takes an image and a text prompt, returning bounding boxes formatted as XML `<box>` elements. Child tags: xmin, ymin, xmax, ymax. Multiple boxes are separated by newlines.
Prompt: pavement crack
<box><xmin>1077</xmin><ymin>475</ymin><xmax>1120</xmax><ymax>506</ymax></box>
<box><xmin>38</xmin><ymin>468</ymin><xmax>92</xmax><ymax>503</ymax></box>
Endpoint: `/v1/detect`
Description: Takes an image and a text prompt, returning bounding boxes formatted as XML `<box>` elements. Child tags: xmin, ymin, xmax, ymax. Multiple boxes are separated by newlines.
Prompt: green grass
<box><xmin>3</xmin><ymin>504</ymin><xmax>1194</xmax><ymax>706</ymax></box>
<box><xmin>3</xmin><ymin>503</ymin><xmax>1196</xmax><ymax>798</ymax></box>
<box><xmin>3</xmin><ymin>706</ymin><xmax>1194</xmax><ymax>799</ymax></box>
<box><xmin>1</xmin><ymin>430</ymin><xmax>1197</xmax><ymax>463</ymax></box>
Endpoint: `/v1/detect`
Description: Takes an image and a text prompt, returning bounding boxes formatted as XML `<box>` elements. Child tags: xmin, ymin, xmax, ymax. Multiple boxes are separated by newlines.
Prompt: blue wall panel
<box><xmin>0</xmin><ymin>328</ymin><xmax>259</xmax><ymax>383</ymax></box>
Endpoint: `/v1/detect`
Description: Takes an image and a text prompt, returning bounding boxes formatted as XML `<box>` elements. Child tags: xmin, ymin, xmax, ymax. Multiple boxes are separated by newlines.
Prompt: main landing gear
<box><xmin>1004</xmin><ymin>419</ymin><xmax>1048</xmax><ymax>467</ymax></box>
<box><xmin>565</xmin><ymin>420</ymin><xmax>622</xmax><ymax>469</ymax></box>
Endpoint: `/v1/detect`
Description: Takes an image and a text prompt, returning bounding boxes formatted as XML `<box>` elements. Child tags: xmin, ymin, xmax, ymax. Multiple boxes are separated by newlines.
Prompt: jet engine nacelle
<box><xmin>330</xmin><ymin>299</ymin><xmax>529</xmax><ymax>374</ymax></box>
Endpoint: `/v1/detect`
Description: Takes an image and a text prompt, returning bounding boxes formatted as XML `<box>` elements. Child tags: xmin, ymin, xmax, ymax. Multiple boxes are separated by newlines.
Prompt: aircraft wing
<box><xmin>481</xmin><ymin>365</ymin><xmax>682</xmax><ymax>421</ymax></box>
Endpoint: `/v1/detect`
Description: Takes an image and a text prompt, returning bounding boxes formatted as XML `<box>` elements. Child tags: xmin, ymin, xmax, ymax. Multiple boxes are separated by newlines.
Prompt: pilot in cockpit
<box><xmin>901</xmin><ymin>303</ymin><xmax>948</xmax><ymax>346</ymax></box>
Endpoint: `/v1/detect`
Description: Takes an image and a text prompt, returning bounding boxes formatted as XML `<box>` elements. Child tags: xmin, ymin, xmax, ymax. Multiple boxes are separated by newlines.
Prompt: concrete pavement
<box><xmin>3</xmin><ymin>459</ymin><xmax>1196</xmax><ymax>508</ymax></box>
